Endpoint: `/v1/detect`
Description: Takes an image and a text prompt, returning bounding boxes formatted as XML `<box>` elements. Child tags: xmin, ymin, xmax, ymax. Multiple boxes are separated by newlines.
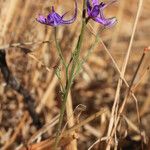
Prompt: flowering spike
<box><xmin>86</xmin><ymin>0</ymin><xmax>117</xmax><ymax>27</ymax></box>
<box><xmin>36</xmin><ymin>0</ymin><xmax>77</xmax><ymax>26</ymax></box>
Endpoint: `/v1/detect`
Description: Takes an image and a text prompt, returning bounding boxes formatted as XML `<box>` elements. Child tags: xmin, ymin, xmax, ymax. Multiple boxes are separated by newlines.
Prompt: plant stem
<box><xmin>108</xmin><ymin>50</ymin><xmax>146</xmax><ymax>146</ymax></box>
<box><xmin>54</xmin><ymin>27</ymin><xmax>66</xmax><ymax>67</ymax></box>
<box><xmin>54</xmin><ymin>1</ymin><xmax>86</xmax><ymax>149</ymax></box>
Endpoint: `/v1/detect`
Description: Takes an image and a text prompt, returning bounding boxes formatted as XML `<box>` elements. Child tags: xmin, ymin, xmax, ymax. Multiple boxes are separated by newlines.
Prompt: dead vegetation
<box><xmin>0</xmin><ymin>0</ymin><xmax>150</xmax><ymax>149</ymax></box>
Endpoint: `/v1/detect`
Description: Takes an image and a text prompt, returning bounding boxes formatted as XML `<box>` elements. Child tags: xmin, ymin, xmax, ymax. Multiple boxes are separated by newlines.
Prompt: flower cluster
<box><xmin>36</xmin><ymin>0</ymin><xmax>117</xmax><ymax>27</ymax></box>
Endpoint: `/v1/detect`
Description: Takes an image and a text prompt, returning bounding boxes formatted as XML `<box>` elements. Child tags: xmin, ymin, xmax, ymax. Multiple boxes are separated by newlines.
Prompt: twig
<box><xmin>86</xmin><ymin>25</ymin><xmax>140</xmax><ymax>126</ymax></box>
<box><xmin>0</xmin><ymin>40</ymin><xmax>50</xmax><ymax>50</ymax></box>
<box><xmin>28</xmin><ymin>104</ymin><xmax>87</xmax><ymax>145</ymax></box>
<box><xmin>109</xmin><ymin>49</ymin><xmax>146</xmax><ymax>147</ymax></box>
<box><xmin>0</xmin><ymin>50</ymin><xmax>43</xmax><ymax>129</ymax></box>
<box><xmin>28</xmin><ymin>115</ymin><xmax>59</xmax><ymax>144</ymax></box>
<box><xmin>106</xmin><ymin>0</ymin><xmax>143</xmax><ymax>148</ymax></box>
<box><xmin>21</xmin><ymin>109</ymin><xmax>107</xmax><ymax>150</ymax></box>
<box><xmin>48</xmin><ymin>109</ymin><xmax>107</xmax><ymax>147</ymax></box>
<box><xmin>63</xmin><ymin>109</ymin><xmax>107</xmax><ymax>137</ymax></box>
<box><xmin>65</xmin><ymin>91</ymin><xmax>77</xmax><ymax>150</ymax></box>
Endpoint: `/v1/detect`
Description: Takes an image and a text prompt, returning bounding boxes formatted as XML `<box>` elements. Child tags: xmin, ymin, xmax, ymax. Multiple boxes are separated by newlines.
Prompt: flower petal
<box><xmin>47</xmin><ymin>11</ymin><xmax>62</xmax><ymax>26</ymax></box>
<box><xmin>92</xmin><ymin>0</ymin><xmax>99</xmax><ymax>6</ymax></box>
<box><xmin>90</xmin><ymin>5</ymin><xmax>100</xmax><ymax>17</ymax></box>
<box><xmin>86</xmin><ymin>0</ymin><xmax>92</xmax><ymax>15</ymax></box>
<box><xmin>94</xmin><ymin>16</ymin><xmax>117</xmax><ymax>27</ymax></box>
<box><xmin>61</xmin><ymin>0</ymin><xmax>77</xmax><ymax>24</ymax></box>
<box><xmin>86</xmin><ymin>0</ymin><xmax>117</xmax><ymax>28</ymax></box>
<box><xmin>36</xmin><ymin>0</ymin><xmax>77</xmax><ymax>26</ymax></box>
<box><xmin>36</xmin><ymin>15</ymin><xmax>47</xmax><ymax>24</ymax></box>
<box><xmin>102</xmin><ymin>0</ymin><xmax>116</xmax><ymax>9</ymax></box>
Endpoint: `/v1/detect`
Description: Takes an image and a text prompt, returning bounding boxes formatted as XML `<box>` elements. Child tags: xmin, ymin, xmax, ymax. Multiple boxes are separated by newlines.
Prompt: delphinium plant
<box><xmin>36</xmin><ymin>0</ymin><xmax>117</xmax><ymax>149</ymax></box>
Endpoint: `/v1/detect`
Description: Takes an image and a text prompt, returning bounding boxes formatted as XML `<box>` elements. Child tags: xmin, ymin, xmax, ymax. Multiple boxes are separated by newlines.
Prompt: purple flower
<box><xmin>86</xmin><ymin>0</ymin><xmax>117</xmax><ymax>27</ymax></box>
<box><xmin>36</xmin><ymin>0</ymin><xmax>77</xmax><ymax>26</ymax></box>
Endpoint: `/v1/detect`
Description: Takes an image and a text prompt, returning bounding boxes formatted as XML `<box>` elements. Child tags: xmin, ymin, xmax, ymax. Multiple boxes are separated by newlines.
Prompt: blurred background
<box><xmin>0</xmin><ymin>0</ymin><xmax>150</xmax><ymax>149</ymax></box>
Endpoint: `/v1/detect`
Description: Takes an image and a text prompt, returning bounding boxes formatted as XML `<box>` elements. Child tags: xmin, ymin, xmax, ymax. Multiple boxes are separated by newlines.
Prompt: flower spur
<box><xmin>86</xmin><ymin>0</ymin><xmax>117</xmax><ymax>27</ymax></box>
<box><xmin>36</xmin><ymin>0</ymin><xmax>77</xmax><ymax>26</ymax></box>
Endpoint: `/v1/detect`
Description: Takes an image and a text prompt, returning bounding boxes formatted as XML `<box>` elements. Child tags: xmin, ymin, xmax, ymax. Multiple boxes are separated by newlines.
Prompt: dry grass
<box><xmin>0</xmin><ymin>0</ymin><xmax>150</xmax><ymax>149</ymax></box>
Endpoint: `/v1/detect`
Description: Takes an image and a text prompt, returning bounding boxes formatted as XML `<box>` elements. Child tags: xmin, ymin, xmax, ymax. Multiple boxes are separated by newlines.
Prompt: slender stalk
<box><xmin>54</xmin><ymin>27</ymin><xmax>66</xmax><ymax>67</ymax></box>
<box><xmin>108</xmin><ymin>50</ymin><xmax>146</xmax><ymax>147</ymax></box>
<box><xmin>54</xmin><ymin>1</ymin><xmax>86</xmax><ymax>149</ymax></box>
<box><xmin>106</xmin><ymin>0</ymin><xmax>144</xmax><ymax>148</ymax></box>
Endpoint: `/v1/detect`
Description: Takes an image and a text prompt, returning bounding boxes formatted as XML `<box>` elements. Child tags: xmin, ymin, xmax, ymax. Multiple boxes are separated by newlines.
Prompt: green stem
<box><xmin>74</xmin><ymin>33</ymin><xmax>99</xmax><ymax>77</ymax></box>
<box><xmin>54</xmin><ymin>1</ymin><xmax>86</xmax><ymax>149</ymax></box>
<box><xmin>54</xmin><ymin>27</ymin><xmax>66</xmax><ymax>67</ymax></box>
